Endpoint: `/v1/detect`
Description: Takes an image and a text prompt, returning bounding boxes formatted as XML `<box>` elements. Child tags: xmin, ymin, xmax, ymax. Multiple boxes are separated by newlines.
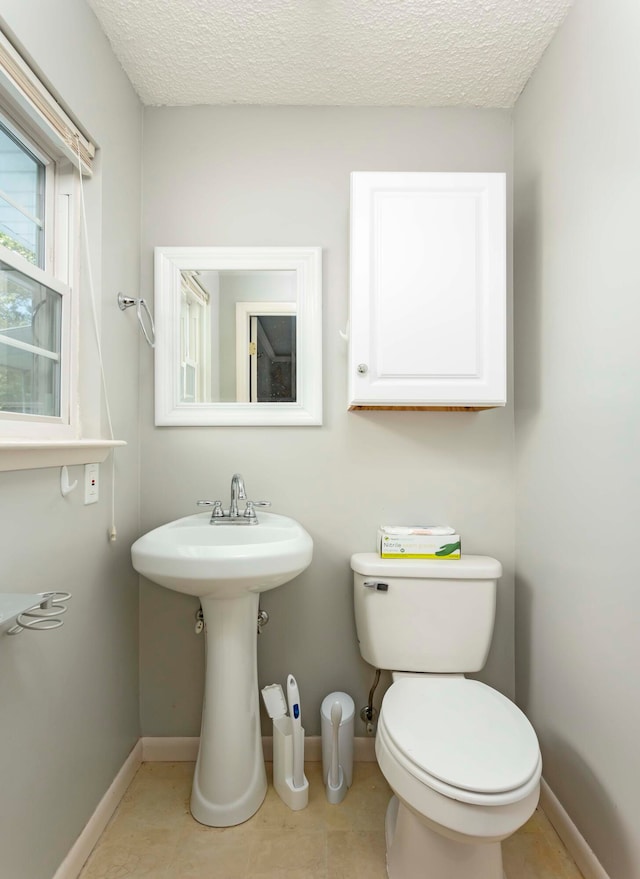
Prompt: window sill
<box><xmin>0</xmin><ymin>439</ymin><xmax>126</xmax><ymax>472</ymax></box>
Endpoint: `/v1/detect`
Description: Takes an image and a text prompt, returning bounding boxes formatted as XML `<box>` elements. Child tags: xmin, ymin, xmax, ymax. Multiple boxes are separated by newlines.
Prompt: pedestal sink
<box><xmin>131</xmin><ymin>510</ymin><xmax>313</xmax><ymax>826</ymax></box>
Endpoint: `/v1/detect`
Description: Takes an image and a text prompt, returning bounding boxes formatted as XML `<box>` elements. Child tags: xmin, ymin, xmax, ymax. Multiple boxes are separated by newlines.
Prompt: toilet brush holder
<box><xmin>321</xmin><ymin>691</ymin><xmax>355</xmax><ymax>789</ymax></box>
<box><xmin>272</xmin><ymin>715</ymin><xmax>309</xmax><ymax>811</ymax></box>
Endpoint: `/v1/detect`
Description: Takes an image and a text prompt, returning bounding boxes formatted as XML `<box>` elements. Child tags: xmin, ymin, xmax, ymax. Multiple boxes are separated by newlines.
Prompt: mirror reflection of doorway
<box><xmin>250</xmin><ymin>314</ymin><xmax>296</xmax><ymax>402</ymax></box>
<box><xmin>236</xmin><ymin>301</ymin><xmax>296</xmax><ymax>402</ymax></box>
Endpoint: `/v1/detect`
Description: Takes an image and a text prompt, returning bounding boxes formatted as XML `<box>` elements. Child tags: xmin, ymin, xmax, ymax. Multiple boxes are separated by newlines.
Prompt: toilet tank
<box><xmin>351</xmin><ymin>553</ymin><xmax>502</xmax><ymax>673</ymax></box>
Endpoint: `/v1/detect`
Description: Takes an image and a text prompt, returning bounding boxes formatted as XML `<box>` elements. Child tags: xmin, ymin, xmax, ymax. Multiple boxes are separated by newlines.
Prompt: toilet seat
<box><xmin>379</xmin><ymin>677</ymin><xmax>541</xmax><ymax>807</ymax></box>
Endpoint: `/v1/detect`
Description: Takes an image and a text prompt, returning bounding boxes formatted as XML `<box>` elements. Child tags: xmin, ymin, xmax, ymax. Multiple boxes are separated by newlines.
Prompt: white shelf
<box><xmin>0</xmin><ymin>439</ymin><xmax>126</xmax><ymax>472</ymax></box>
<box><xmin>0</xmin><ymin>594</ymin><xmax>42</xmax><ymax>629</ymax></box>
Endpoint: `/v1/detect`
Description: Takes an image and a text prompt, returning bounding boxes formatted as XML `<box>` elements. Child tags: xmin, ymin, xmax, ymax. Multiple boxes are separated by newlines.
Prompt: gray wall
<box><xmin>514</xmin><ymin>1</ymin><xmax>640</xmax><ymax>876</ymax></box>
<box><xmin>140</xmin><ymin>106</ymin><xmax>515</xmax><ymax>737</ymax></box>
<box><xmin>0</xmin><ymin>3</ymin><xmax>142</xmax><ymax>879</ymax></box>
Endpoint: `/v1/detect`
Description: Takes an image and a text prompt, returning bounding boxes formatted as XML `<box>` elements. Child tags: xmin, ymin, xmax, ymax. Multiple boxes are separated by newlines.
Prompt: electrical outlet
<box><xmin>84</xmin><ymin>463</ymin><xmax>99</xmax><ymax>505</ymax></box>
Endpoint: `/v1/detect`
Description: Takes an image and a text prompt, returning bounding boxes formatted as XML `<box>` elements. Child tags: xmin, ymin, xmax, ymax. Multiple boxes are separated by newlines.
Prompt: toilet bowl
<box><xmin>351</xmin><ymin>553</ymin><xmax>542</xmax><ymax>879</ymax></box>
<box><xmin>377</xmin><ymin>677</ymin><xmax>540</xmax><ymax>879</ymax></box>
<box><xmin>376</xmin><ymin>675</ymin><xmax>542</xmax><ymax>879</ymax></box>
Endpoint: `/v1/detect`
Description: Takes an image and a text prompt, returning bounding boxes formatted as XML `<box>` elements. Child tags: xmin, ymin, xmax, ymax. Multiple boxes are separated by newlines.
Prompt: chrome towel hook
<box><xmin>118</xmin><ymin>292</ymin><xmax>155</xmax><ymax>348</ymax></box>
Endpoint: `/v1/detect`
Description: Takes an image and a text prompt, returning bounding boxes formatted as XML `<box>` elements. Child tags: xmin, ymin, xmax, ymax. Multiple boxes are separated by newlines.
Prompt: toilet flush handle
<box><xmin>363</xmin><ymin>581</ymin><xmax>389</xmax><ymax>592</ymax></box>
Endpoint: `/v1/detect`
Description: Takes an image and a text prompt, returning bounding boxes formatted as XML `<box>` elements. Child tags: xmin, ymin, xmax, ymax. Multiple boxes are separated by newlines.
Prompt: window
<box><xmin>180</xmin><ymin>271</ymin><xmax>210</xmax><ymax>403</ymax></box>
<box><xmin>0</xmin><ymin>28</ymin><xmax>125</xmax><ymax>469</ymax></box>
<box><xmin>0</xmin><ymin>113</ymin><xmax>73</xmax><ymax>435</ymax></box>
<box><xmin>0</xmin><ymin>119</ymin><xmax>46</xmax><ymax>266</ymax></box>
<box><xmin>0</xmin><ymin>27</ymin><xmax>98</xmax><ymax>447</ymax></box>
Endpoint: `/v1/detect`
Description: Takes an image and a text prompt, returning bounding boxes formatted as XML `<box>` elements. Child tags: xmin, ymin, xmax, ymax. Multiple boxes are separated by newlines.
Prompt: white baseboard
<box><xmin>141</xmin><ymin>736</ymin><xmax>199</xmax><ymax>761</ymax></box>
<box><xmin>52</xmin><ymin>740</ymin><xmax>142</xmax><ymax>879</ymax></box>
<box><xmin>540</xmin><ymin>778</ymin><xmax>610</xmax><ymax>879</ymax></box>
<box><xmin>354</xmin><ymin>736</ymin><xmax>376</xmax><ymax>761</ymax></box>
<box><xmin>141</xmin><ymin>735</ymin><xmax>377</xmax><ymax>763</ymax></box>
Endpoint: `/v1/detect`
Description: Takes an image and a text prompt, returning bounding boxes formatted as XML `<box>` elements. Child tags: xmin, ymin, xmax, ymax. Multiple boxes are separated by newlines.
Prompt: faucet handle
<box><xmin>243</xmin><ymin>500</ymin><xmax>271</xmax><ymax>519</ymax></box>
<box><xmin>197</xmin><ymin>500</ymin><xmax>224</xmax><ymax>517</ymax></box>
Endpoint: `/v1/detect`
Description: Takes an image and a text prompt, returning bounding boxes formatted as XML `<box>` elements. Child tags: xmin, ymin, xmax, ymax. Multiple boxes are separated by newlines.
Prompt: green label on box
<box><xmin>381</xmin><ymin>552</ymin><xmax>461</xmax><ymax>559</ymax></box>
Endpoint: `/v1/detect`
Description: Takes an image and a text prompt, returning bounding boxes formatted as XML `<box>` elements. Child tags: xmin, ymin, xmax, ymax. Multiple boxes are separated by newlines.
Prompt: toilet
<box><xmin>352</xmin><ymin>553</ymin><xmax>541</xmax><ymax>879</ymax></box>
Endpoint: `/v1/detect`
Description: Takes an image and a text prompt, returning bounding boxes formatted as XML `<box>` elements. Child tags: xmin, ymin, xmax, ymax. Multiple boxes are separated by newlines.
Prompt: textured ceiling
<box><xmin>87</xmin><ymin>0</ymin><xmax>573</xmax><ymax>108</ymax></box>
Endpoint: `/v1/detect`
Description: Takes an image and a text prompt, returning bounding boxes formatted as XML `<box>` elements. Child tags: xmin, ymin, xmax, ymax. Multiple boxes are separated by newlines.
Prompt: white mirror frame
<box><xmin>154</xmin><ymin>246</ymin><xmax>322</xmax><ymax>426</ymax></box>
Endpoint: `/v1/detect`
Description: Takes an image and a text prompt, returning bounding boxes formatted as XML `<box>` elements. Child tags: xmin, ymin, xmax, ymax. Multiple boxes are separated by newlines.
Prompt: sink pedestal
<box><xmin>191</xmin><ymin>592</ymin><xmax>267</xmax><ymax>826</ymax></box>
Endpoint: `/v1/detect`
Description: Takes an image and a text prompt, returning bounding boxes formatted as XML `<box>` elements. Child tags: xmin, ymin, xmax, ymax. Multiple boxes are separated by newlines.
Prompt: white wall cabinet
<box><xmin>348</xmin><ymin>172</ymin><xmax>506</xmax><ymax>410</ymax></box>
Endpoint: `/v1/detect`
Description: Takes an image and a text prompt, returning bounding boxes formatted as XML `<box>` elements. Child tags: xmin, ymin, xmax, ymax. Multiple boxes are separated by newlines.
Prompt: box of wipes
<box><xmin>378</xmin><ymin>526</ymin><xmax>461</xmax><ymax>559</ymax></box>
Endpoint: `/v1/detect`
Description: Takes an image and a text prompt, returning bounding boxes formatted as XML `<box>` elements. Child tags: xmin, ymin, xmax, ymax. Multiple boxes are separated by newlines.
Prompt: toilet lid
<box><xmin>382</xmin><ymin>678</ymin><xmax>540</xmax><ymax>794</ymax></box>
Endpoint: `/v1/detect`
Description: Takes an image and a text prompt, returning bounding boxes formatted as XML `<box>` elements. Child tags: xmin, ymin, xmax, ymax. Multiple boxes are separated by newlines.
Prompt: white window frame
<box><xmin>179</xmin><ymin>272</ymin><xmax>210</xmax><ymax>403</ymax></box>
<box><xmin>0</xmin><ymin>108</ymin><xmax>78</xmax><ymax>439</ymax></box>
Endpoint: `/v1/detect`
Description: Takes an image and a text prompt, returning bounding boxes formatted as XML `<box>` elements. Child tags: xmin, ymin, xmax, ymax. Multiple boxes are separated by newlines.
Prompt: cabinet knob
<box><xmin>357</xmin><ymin>363</ymin><xmax>368</xmax><ymax>375</ymax></box>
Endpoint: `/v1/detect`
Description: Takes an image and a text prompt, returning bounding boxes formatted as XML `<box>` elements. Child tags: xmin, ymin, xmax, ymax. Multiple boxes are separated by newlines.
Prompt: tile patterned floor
<box><xmin>79</xmin><ymin>762</ymin><xmax>584</xmax><ymax>879</ymax></box>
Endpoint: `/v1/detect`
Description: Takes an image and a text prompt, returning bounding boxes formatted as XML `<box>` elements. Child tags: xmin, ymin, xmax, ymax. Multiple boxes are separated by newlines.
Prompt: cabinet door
<box><xmin>349</xmin><ymin>172</ymin><xmax>506</xmax><ymax>409</ymax></box>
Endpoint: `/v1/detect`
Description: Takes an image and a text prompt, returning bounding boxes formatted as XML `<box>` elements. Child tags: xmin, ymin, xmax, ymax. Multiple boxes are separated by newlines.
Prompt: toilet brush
<box><xmin>326</xmin><ymin>701</ymin><xmax>348</xmax><ymax>804</ymax></box>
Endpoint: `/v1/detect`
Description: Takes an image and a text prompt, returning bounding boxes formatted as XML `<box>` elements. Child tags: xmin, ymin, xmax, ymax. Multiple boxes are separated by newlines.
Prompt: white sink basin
<box><xmin>131</xmin><ymin>511</ymin><xmax>313</xmax><ymax>598</ymax></box>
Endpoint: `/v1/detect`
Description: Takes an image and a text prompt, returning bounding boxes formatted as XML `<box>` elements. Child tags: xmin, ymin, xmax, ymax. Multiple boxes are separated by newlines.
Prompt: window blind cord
<box><xmin>75</xmin><ymin>137</ymin><xmax>118</xmax><ymax>543</ymax></box>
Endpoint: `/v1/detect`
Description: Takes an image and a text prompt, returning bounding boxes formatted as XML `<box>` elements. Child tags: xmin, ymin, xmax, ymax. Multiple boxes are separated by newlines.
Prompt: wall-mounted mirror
<box><xmin>154</xmin><ymin>247</ymin><xmax>322</xmax><ymax>426</ymax></box>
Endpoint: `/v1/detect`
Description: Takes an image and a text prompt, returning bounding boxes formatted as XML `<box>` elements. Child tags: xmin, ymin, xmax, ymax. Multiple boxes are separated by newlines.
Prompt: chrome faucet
<box><xmin>197</xmin><ymin>472</ymin><xmax>271</xmax><ymax>524</ymax></box>
<box><xmin>229</xmin><ymin>473</ymin><xmax>246</xmax><ymax>519</ymax></box>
